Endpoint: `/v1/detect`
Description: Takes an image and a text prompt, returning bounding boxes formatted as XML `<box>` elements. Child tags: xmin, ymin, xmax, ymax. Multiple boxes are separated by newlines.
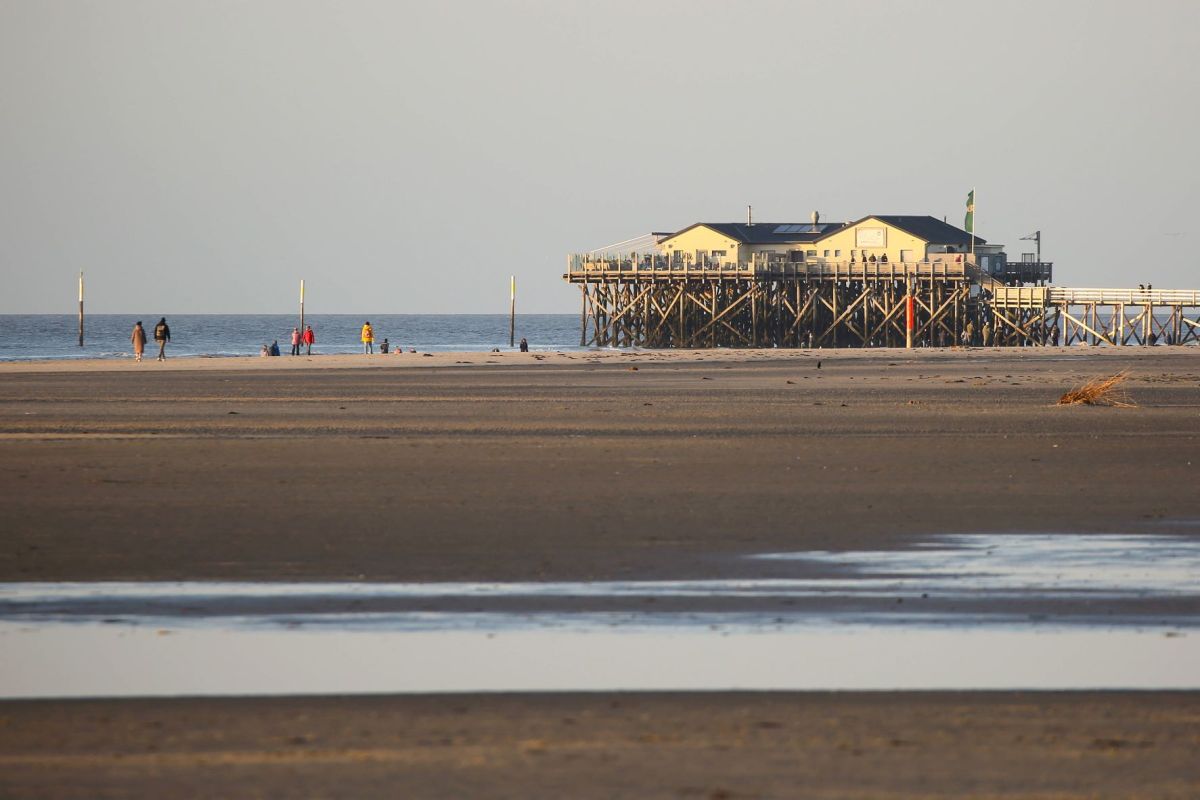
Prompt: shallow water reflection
<box><xmin>1</xmin><ymin>622</ymin><xmax>1195</xmax><ymax>698</ymax></box>
<box><xmin>1</xmin><ymin>534</ymin><xmax>1197</xmax><ymax>697</ymax></box>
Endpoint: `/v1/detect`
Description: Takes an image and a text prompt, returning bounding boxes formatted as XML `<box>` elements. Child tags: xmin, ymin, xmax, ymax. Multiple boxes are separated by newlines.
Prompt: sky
<box><xmin>1</xmin><ymin>0</ymin><xmax>1197</xmax><ymax>314</ymax></box>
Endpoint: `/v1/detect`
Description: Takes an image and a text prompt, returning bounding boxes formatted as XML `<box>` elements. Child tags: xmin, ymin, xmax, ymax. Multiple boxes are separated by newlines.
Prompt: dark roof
<box><xmin>864</xmin><ymin>215</ymin><xmax>985</xmax><ymax>246</ymax></box>
<box><xmin>666</xmin><ymin>221</ymin><xmax>847</xmax><ymax>245</ymax></box>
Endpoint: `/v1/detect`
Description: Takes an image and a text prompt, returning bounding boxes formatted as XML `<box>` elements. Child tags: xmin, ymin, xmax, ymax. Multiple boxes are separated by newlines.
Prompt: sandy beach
<box><xmin>2</xmin><ymin>347</ymin><xmax>1197</xmax><ymax>583</ymax></box>
<box><xmin>2</xmin><ymin>347</ymin><xmax>1199</xmax><ymax>797</ymax></box>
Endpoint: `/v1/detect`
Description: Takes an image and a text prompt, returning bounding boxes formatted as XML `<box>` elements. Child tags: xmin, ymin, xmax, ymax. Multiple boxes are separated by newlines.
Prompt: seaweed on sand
<box><xmin>1057</xmin><ymin>371</ymin><xmax>1135</xmax><ymax>407</ymax></box>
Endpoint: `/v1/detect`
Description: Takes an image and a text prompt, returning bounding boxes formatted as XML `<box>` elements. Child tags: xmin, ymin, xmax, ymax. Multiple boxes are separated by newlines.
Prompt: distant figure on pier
<box><xmin>290</xmin><ymin>327</ymin><xmax>301</xmax><ymax>356</ymax></box>
<box><xmin>269</xmin><ymin>340</ymin><xmax>281</xmax><ymax>356</ymax></box>
<box><xmin>1050</xmin><ymin>323</ymin><xmax>1061</xmax><ymax>346</ymax></box>
<box><xmin>303</xmin><ymin>325</ymin><xmax>315</xmax><ymax>355</ymax></box>
<box><xmin>380</xmin><ymin>338</ymin><xmax>390</xmax><ymax>354</ymax></box>
<box><xmin>868</xmin><ymin>253</ymin><xmax>877</xmax><ymax>264</ymax></box>
<box><xmin>964</xmin><ymin>320</ymin><xmax>976</xmax><ymax>346</ymax></box>
<box><xmin>981</xmin><ymin>322</ymin><xmax>992</xmax><ymax>347</ymax></box>
<box><xmin>880</xmin><ymin>253</ymin><xmax>888</xmax><ymax>263</ymax></box>
<box><xmin>153</xmin><ymin>318</ymin><xmax>171</xmax><ymax>361</ymax></box>
<box><xmin>519</xmin><ymin>337</ymin><xmax>529</xmax><ymax>352</ymax></box>
<box><xmin>131</xmin><ymin>321</ymin><xmax>146</xmax><ymax>362</ymax></box>
<box><xmin>1139</xmin><ymin>284</ymin><xmax>1145</xmax><ymax>291</ymax></box>
<box><xmin>260</xmin><ymin>344</ymin><xmax>270</xmax><ymax>357</ymax></box>
<box><xmin>361</xmin><ymin>321</ymin><xmax>374</xmax><ymax>354</ymax></box>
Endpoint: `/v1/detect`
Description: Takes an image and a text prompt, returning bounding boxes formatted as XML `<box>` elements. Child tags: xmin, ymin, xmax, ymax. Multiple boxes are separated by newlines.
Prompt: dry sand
<box><xmin>1</xmin><ymin>347</ymin><xmax>1198</xmax><ymax>797</ymax></box>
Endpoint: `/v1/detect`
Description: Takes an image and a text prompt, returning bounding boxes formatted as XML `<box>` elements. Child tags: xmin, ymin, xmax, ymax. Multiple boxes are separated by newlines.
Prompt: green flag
<box><xmin>964</xmin><ymin>189</ymin><xmax>975</xmax><ymax>233</ymax></box>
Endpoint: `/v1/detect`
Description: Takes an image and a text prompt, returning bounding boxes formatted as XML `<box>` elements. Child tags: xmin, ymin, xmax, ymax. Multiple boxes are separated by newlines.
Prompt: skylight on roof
<box><xmin>773</xmin><ymin>224</ymin><xmax>824</xmax><ymax>234</ymax></box>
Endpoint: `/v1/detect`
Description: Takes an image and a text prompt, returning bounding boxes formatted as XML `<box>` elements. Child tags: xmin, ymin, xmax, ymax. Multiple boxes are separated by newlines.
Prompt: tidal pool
<box><xmin>1</xmin><ymin>533</ymin><xmax>1196</xmax><ymax>698</ymax></box>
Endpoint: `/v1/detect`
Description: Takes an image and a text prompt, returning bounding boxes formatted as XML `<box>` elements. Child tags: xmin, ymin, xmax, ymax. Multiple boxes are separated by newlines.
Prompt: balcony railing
<box><xmin>565</xmin><ymin>254</ymin><xmax>970</xmax><ymax>281</ymax></box>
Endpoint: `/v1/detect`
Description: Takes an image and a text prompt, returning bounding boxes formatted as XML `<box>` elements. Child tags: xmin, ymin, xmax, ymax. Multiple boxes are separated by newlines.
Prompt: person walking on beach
<box><xmin>361</xmin><ymin>321</ymin><xmax>374</xmax><ymax>354</ymax></box>
<box><xmin>303</xmin><ymin>325</ymin><xmax>315</xmax><ymax>355</ymax></box>
<box><xmin>153</xmin><ymin>318</ymin><xmax>171</xmax><ymax>361</ymax></box>
<box><xmin>131</xmin><ymin>321</ymin><xmax>147</xmax><ymax>362</ymax></box>
<box><xmin>290</xmin><ymin>327</ymin><xmax>301</xmax><ymax>356</ymax></box>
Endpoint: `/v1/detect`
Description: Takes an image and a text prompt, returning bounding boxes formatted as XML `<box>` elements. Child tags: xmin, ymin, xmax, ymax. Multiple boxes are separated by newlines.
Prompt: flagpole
<box><xmin>964</xmin><ymin>188</ymin><xmax>974</xmax><ymax>260</ymax></box>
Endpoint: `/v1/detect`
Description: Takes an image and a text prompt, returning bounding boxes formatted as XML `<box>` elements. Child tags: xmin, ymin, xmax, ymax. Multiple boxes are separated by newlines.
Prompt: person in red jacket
<box><xmin>302</xmin><ymin>325</ymin><xmax>315</xmax><ymax>355</ymax></box>
<box><xmin>290</xmin><ymin>327</ymin><xmax>302</xmax><ymax>356</ymax></box>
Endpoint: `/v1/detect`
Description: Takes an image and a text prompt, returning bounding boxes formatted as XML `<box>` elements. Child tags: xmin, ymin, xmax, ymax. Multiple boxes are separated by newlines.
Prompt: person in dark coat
<box><xmin>153</xmin><ymin>318</ymin><xmax>171</xmax><ymax>361</ymax></box>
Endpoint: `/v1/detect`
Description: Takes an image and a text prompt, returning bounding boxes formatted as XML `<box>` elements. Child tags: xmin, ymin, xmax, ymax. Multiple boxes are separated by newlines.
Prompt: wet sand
<box><xmin>3</xmin><ymin>693</ymin><xmax>1198</xmax><ymax>799</ymax></box>
<box><xmin>2</xmin><ymin>347</ymin><xmax>1199</xmax><ymax>797</ymax></box>
<box><xmin>1</xmin><ymin>347</ymin><xmax>1197</xmax><ymax>583</ymax></box>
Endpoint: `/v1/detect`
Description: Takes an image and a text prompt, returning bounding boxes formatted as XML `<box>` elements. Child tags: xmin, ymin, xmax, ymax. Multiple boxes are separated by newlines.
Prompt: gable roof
<box><xmin>664</xmin><ymin>221</ymin><xmax>847</xmax><ymax>246</ymax></box>
<box><xmin>851</xmin><ymin>215</ymin><xmax>985</xmax><ymax>246</ymax></box>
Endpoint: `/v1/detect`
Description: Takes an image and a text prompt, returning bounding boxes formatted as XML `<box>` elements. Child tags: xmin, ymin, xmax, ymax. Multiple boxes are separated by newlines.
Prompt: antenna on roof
<box><xmin>747</xmin><ymin>205</ymin><xmax>753</xmax><ymax>227</ymax></box>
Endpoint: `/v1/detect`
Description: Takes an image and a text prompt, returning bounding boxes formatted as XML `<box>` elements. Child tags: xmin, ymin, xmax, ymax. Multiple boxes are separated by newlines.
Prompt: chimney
<box><xmin>747</xmin><ymin>205</ymin><xmax>753</xmax><ymax>227</ymax></box>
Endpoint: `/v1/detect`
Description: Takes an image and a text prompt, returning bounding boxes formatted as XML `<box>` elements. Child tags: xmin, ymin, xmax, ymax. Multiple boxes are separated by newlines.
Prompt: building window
<box><xmin>807</xmin><ymin>250</ymin><xmax>817</xmax><ymax>257</ymax></box>
<box><xmin>823</xmin><ymin>250</ymin><xmax>830</xmax><ymax>257</ymax></box>
<box><xmin>711</xmin><ymin>250</ymin><xmax>726</xmax><ymax>257</ymax></box>
<box><xmin>834</xmin><ymin>250</ymin><xmax>841</xmax><ymax>257</ymax></box>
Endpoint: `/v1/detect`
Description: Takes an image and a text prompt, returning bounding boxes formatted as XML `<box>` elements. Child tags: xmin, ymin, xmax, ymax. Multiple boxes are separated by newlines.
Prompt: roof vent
<box><xmin>812</xmin><ymin>210</ymin><xmax>820</xmax><ymax>225</ymax></box>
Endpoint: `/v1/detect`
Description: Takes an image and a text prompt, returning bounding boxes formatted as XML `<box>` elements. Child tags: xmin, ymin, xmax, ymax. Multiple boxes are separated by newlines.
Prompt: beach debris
<box><xmin>1057</xmin><ymin>372</ymin><xmax>1135</xmax><ymax>407</ymax></box>
<box><xmin>817</xmin><ymin>360</ymin><xmax>822</xmax><ymax>369</ymax></box>
<box><xmin>628</xmin><ymin>366</ymin><xmax>638</xmax><ymax>371</ymax></box>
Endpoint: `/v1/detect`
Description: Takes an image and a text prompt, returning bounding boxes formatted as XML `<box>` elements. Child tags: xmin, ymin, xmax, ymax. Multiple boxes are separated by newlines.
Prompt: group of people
<box><xmin>129</xmin><ymin>318</ymin><xmax>171</xmax><ymax>362</ymax></box>
<box><xmin>956</xmin><ymin>319</ymin><xmax>1060</xmax><ymax>348</ymax></box>
<box><xmin>130</xmin><ymin>319</ymin><xmax>531</xmax><ymax>360</ymax></box>
<box><xmin>262</xmin><ymin>325</ymin><xmax>316</xmax><ymax>357</ymax></box>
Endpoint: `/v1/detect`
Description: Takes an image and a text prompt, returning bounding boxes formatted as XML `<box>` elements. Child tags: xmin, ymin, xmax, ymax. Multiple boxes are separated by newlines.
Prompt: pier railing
<box><xmin>992</xmin><ymin>286</ymin><xmax>1200</xmax><ymax>308</ymax></box>
<box><xmin>1048</xmin><ymin>287</ymin><xmax>1200</xmax><ymax>306</ymax></box>
<box><xmin>565</xmin><ymin>255</ymin><xmax>969</xmax><ymax>282</ymax></box>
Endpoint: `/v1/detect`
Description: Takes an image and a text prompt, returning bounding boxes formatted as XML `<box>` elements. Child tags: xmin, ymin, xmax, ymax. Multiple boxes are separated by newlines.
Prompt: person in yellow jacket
<box><xmin>361</xmin><ymin>321</ymin><xmax>374</xmax><ymax>354</ymax></box>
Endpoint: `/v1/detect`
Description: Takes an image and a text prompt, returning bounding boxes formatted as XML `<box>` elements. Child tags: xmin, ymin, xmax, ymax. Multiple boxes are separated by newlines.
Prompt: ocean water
<box><xmin>0</xmin><ymin>314</ymin><xmax>583</xmax><ymax>361</ymax></box>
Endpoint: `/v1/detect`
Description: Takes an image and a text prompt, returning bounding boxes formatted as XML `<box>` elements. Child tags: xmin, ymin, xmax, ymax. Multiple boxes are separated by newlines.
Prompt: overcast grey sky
<box><xmin>2</xmin><ymin>0</ymin><xmax>1197</xmax><ymax>314</ymax></box>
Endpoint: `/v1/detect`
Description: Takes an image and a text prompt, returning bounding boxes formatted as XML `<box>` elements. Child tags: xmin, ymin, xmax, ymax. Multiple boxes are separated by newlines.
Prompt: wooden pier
<box><xmin>568</xmin><ymin>256</ymin><xmax>994</xmax><ymax>348</ymax></box>
<box><xmin>991</xmin><ymin>287</ymin><xmax>1200</xmax><ymax>346</ymax></box>
<box><xmin>565</xmin><ymin>255</ymin><xmax>1199</xmax><ymax>348</ymax></box>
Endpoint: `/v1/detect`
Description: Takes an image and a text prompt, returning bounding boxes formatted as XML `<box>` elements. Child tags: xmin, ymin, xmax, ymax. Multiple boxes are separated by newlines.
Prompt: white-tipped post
<box><xmin>509</xmin><ymin>275</ymin><xmax>516</xmax><ymax>347</ymax></box>
<box><xmin>77</xmin><ymin>271</ymin><xmax>84</xmax><ymax>347</ymax></box>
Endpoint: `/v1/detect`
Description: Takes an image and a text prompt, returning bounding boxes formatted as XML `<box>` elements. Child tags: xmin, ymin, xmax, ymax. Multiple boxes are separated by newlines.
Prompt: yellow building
<box><xmin>655</xmin><ymin>214</ymin><xmax>1004</xmax><ymax>270</ymax></box>
<box><xmin>655</xmin><ymin>220</ymin><xmax>843</xmax><ymax>268</ymax></box>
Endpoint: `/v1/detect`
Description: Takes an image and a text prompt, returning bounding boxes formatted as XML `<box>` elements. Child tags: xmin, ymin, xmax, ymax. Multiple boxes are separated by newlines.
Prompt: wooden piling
<box><xmin>77</xmin><ymin>271</ymin><xmax>84</xmax><ymax>348</ymax></box>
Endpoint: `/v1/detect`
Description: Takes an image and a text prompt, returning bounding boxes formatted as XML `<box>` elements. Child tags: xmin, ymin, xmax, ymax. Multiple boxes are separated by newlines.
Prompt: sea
<box><xmin>0</xmin><ymin>314</ymin><xmax>584</xmax><ymax>362</ymax></box>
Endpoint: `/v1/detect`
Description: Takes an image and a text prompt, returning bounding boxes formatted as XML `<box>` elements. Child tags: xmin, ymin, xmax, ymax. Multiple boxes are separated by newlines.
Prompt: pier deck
<box><xmin>565</xmin><ymin>256</ymin><xmax>1200</xmax><ymax>348</ymax></box>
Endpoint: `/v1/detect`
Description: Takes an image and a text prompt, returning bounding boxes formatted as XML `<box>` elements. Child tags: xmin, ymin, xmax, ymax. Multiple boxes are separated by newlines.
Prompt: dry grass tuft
<box><xmin>1057</xmin><ymin>371</ymin><xmax>1136</xmax><ymax>407</ymax></box>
